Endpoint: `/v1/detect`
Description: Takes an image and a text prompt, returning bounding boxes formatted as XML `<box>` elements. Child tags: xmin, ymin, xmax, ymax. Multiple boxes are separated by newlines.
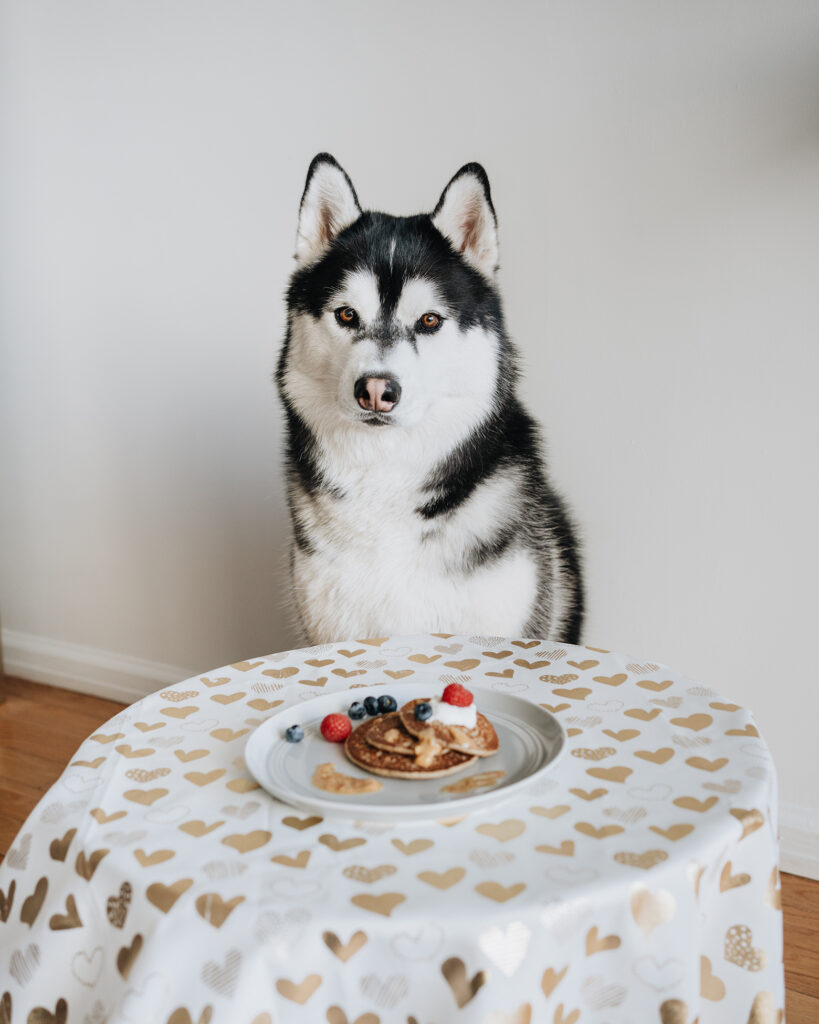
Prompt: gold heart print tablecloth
<box><xmin>0</xmin><ymin>634</ymin><xmax>785</xmax><ymax>1023</ymax></box>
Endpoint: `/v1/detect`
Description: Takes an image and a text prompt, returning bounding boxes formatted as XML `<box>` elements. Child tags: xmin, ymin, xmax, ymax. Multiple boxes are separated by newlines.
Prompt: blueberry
<box><xmin>363</xmin><ymin>695</ymin><xmax>380</xmax><ymax>716</ymax></box>
<box><xmin>414</xmin><ymin>701</ymin><xmax>433</xmax><ymax>721</ymax></box>
<box><xmin>348</xmin><ymin>701</ymin><xmax>366</xmax><ymax>720</ymax></box>
<box><xmin>284</xmin><ymin>724</ymin><xmax>304</xmax><ymax>743</ymax></box>
<box><xmin>378</xmin><ymin>694</ymin><xmax>397</xmax><ymax>714</ymax></box>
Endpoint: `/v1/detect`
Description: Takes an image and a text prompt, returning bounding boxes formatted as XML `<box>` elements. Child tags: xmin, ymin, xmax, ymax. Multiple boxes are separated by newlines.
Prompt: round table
<box><xmin>0</xmin><ymin>635</ymin><xmax>785</xmax><ymax>1024</ymax></box>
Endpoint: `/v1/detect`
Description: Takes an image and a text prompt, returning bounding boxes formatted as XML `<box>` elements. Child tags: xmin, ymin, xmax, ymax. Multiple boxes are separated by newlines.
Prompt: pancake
<box><xmin>344</xmin><ymin>717</ymin><xmax>477</xmax><ymax>779</ymax></box>
<box><xmin>399</xmin><ymin>698</ymin><xmax>499</xmax><ymax>758</ymax></box>
<box><xmin>364</xmin><ymin>713</ymin><xmax>418</xmax><ymax>755</ymax></box>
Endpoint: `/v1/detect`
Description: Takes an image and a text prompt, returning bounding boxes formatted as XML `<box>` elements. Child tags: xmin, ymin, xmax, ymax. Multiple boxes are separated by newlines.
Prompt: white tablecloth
<box><xmin>0</xmin><ymin>635</ymin><xmax>785</xmax><ymax>1023</ymax></box>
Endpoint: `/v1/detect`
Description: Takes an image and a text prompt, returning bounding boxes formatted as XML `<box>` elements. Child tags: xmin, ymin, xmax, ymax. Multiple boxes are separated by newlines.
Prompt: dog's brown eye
<box><xmin>335</xmin><ymin>306</ymin><xmax>359</xmax><ymax>327</ymax></box>
<box><xmin>417</xmin><ymin>312</ymin><xmax>442</xmax><ymax>332</ymax></box>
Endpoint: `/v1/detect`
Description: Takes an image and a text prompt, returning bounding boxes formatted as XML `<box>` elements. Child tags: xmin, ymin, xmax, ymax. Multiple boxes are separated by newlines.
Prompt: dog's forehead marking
<box><xmin>335</xmin><ymin>268</ymin><xmax>381</xmax><ymax>322</ymax></box>
<box><xmin>336</xmin><ymin>269</ymin><xmax>445</xmax><ymax>327</ymax></box>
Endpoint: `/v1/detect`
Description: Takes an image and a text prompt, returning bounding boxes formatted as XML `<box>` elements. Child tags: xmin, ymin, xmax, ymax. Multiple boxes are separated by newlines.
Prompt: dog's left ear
<box><xmin>432</xmin><ymin>163</ymin><xmax>498</xmax><ymax>279</ymax></box>
<box><xmin>296</xmin><ymin>153</ymin><xmax>362</xmax><ymax>264</ymax></box>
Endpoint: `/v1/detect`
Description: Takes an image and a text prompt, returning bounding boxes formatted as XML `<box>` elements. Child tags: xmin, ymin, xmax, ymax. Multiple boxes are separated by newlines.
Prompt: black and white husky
<box><xmin>276</xmin><ymin>154</ymin><xmax>584</xmax><ymax>645</ymax></box>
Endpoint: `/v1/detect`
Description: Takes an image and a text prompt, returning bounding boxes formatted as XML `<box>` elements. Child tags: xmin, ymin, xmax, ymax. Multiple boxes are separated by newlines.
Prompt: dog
<box><xmin>276</xmin><ymin>153</ymin><xmax>584</xmax><ymax>645</ymax></box>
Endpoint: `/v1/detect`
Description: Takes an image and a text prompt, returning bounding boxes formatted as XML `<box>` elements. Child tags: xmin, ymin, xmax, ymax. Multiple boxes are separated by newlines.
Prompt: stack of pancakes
<box><xmin>344</xmin><ymin>697</ymin><xmax>499</xmax><ymax>780</ymax></box>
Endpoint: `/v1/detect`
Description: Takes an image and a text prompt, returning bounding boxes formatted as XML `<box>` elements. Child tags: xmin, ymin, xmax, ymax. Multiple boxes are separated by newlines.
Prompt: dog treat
<box><xmin>311</xmin><ymin>761</ymin><xmax>383</xmax><ymax>794</ymax></box>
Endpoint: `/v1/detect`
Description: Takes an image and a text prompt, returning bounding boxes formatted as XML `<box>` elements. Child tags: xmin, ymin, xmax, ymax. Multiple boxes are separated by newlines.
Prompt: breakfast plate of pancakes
<box><xmin>244</xmin><ymin>681</ymin><xmax>566</xmax><ymax>821</ymax></box>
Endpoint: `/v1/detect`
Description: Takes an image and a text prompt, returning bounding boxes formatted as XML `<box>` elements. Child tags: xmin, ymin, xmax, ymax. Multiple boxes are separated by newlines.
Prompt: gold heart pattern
<box><xmin>25</xmin><ymin>998</ymin><xmax>68</xmax><ymax>1024</ymax></box>
<box><xmin>275</xmin><ymin>974</ymin><xmax>322</xmax><ymax>1004</ymax></box>
<box><xmin>147</xmin><ymin>879</ymin><xmax>193</xmax><ymax>913</ymax></box>
<box><xmin>75</xmin><ymin>849</ymin><xmax>109</xmax><ymax>880</ymax></box>
<box><xmin>323</xmin><ymin>930</ymin><xmax>368</xmax><ymax>962</ymax></box>
<box><xmin>725</xmin><ymin>924</ymin><xmax>768</xmax><ymax>971</ymax></box>
<box><xmin>530</xmin><ymin>804</ymin><xmax>570</xmax><ymax>819</ymax></box>
<box><xmin>0</xmin><ymin>635</ymin><xmax>781</xmax><ymax>1020</ymax></box>
<box><xmin>116</xmin><ymin>933</ymin><xmax>142</xmax><ymax>979</ymax></box>
<box><xmin>167</xmin><ymin>1008</ymin><xmax>214</xmax><ymax>1024</ymax></box>
<box><xmin>20</xmin><ymin>877</ymin><xmax>48</xmax><ymax>927</ymax></box>
<box><xmin>474</xmin><ymin>881</ymin><xmax>526</xmax><ymax>902</ymax></box>
<box><xmin>48</xmin><ymin>894</ymin><xmax>82</xmax><ymax>930</ymax></box>
<box><xmin>106</xmin><ymin>882</ymin><xmax>132</xmax><ymax>926</ymax></box>
<box><xmin>0</xmin><ymin>881</ymin><xmax>15</xmax><ymax>924</ymax></box>
<box><xmin>195</xmin><ymin>893</ymin><xmax>244</xmax><ymax>928</ymax></box>
<box><xmin>614</xmin><ymin>849</ymin><xmax>669</xmax><ymax>870</ymax></box>
<box><xmin>320</xmin><ymin>833</ymin><xmax>367</xmax><ymax>852</ymax></box>
<box><xmin>417</xmin><ymin>867</ymin><xmax>465</xmax><ymax>889</ymax></box>
<box><xmin>326</xmin><ymin>1008</ymin><xmax>380</xmax><ymax>1024</ymax></box>
<box><xmin>700</xmin><ymin>955</ymin><xmax>726</xmax><ymax>1000</ymax></box>
<box><xmin>747</xmin><ymin>990</ymin><xmax>784</xmax><ymax>1024</ymax></box>
<box><xmin>630</xmin><ymin>887</ymin><xmax>676</xmax><ymax>935</ymax></box>
<box><xmin>272</xmin><ymin>850</ymin><xmax>311</xmax><ymax>869</ymax></box>
<box><xmin>537</xmin><ymin>839</ymin><xmax>575</xmax><ymax>856</ymax></box>
<box><xmin>392</xmin><ymin>838</ymin><xmax>434</xmax><ymax>856</ymax></box>
<box><xmin>283</xmin><ymin>814</ymin><xmax>323</xmax><ymax>831</ymax></box>
<box><xmin>720</xmin><ymin>861</ymin><xmax>751</xmax><ymax>891</ymax></box>
<box><xmin>350</xmin><ymin>892</ymin><xmax>406</xmax><ymax>917</ymax></box>
<box><xmin>541</xmin><ymin>965</ymin><xmax>568</xmax><ymax>996</ymax></box>
<box><xmin>731</xmin><ymin>807</ymin><xmax>765</xmax><ymax>839</ymax></box>
<box><xmin>659</xmin><ymin>999</ymin><xmax>690</xmax><ymax>1024</ymax></box>
<box><xmin>483</xmin><ymin>1006</ymin><xmax>531</xmax><ymax>1024</ymax></box>
<box><xmin>475</xmin><ymin>819</ymin><xmax>526</xmax><ymax>843</ymax></box>
<box><xmin>585</xmin><ymin>925</ymin><xmax>621</xmax><ymax>955</ymax></box>
<box><xmin>49</xmin><ymin>829</ymin><xmax>77</xmax><ymax>862</ymax></box>
<box><xmin>441</xmin><ymin>956</ymin><xmax>486</xmax><ymax>1008</ymax></box>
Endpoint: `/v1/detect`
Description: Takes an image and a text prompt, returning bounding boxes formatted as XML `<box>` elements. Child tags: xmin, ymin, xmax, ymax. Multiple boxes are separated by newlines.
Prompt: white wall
<box><xmin>2</xmin><ymin>2</ymin><xmax>818</xmax><ymax>865</ymax></box>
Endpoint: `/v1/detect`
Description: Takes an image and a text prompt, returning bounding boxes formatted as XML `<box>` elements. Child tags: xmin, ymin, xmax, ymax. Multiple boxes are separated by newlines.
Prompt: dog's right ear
<box><xmin>295</xmin><ymin>153</ymin><xmax>362</xmax><ymax>265</ymax></box>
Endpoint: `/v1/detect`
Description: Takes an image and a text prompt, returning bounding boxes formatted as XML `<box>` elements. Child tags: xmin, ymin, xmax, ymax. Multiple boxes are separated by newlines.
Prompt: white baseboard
<box><xmin>3</xmin><ymin>628</ymin><xmax>818</xmax><ymax>880</ymax></box>
<box><xmin>779</xmin><ymin>803</ymin><xmax>819</xmax><ymax>881</ymax></box>
<box><xmin>1</xmin><ymin>628</ymin><xmax>196</xmax><ymax>704</ymax></box>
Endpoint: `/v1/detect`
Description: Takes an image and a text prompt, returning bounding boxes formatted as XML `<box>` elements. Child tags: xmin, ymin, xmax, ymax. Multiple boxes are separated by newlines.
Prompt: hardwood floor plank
<box><xmin>2</xmin><ymin>675</ymin><xmax>126</xmax><ymax>717</ymax></box>
<box><xmin>781</xmin><ymin>871</ymin><xmax>819</xmax><ymax>1002</ymax></box>
<box><xmin>786</xmin><ymin>987</ymin><xmax>819</xmax><ymax>1024</ymax></box>
<box><xmin>0</xmin><ymin>675</ymin><xmax>127</xmax><ymax>859</ymax></box>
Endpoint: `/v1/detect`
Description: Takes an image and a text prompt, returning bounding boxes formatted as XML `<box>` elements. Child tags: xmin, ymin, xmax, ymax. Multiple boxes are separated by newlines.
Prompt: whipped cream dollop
<box><xmin>429</xmin><ymin>695</ymin><xmax>477</xmax><ymax>729</ymax></box>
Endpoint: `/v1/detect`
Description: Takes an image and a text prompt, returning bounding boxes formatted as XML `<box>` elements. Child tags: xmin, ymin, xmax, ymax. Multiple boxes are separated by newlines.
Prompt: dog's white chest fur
<box><xmin>292</xmin><ymin>456</ymin><xmax>538</xmax><ymax>643</ymax></box>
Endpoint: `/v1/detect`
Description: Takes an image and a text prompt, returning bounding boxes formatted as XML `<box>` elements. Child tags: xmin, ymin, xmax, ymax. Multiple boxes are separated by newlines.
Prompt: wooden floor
<box><xmin>1</xmin><ymin>675</ymin><xmax>816</xmax><ymax>1019</ymax></box>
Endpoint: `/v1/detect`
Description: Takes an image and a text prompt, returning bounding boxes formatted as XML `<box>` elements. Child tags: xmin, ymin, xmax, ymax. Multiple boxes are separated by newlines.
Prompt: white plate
<box><xmin>244</xmin><ymin>683</ymin><xmax>566</xmax><ymax>822</ymax></box>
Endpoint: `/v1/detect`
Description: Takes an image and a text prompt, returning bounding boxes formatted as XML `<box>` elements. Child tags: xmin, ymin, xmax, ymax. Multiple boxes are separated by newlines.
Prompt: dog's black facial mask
<box><xmin>288</xmin><ymin>154</ymin><xmax>504</xmax><ymax>333</ymax></box>
<box><xmin>288</xmin><ymin>212</ymin><xmax>502</xmax><ymax>333</ymax></box>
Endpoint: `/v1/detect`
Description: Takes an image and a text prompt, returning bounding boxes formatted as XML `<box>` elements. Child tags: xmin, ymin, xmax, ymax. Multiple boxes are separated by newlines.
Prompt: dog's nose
<box><xmin>354</xmin><ymin>376</ymin><xmax>402</xmax><ymax>413</ymax></box>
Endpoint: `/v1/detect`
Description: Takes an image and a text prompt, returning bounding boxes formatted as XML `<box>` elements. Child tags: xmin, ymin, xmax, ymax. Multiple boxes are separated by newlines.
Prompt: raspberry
<box><xmin>441</xmin><ymin>683</ymin><xmax>473</xmax><ymax>707</ymax></box>
<box><xmin>320</xmin><ymin>713</ymin><xmax>352</xmax><ymax>742</ymax></box>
